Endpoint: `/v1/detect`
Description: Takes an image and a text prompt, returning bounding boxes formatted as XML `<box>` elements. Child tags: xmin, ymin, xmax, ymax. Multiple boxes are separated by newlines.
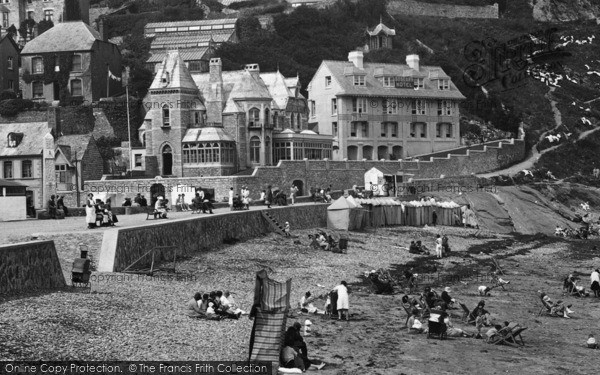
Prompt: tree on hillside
<box><xmin>37</xmin><ymin>20</ymin><xmax>54</xmax><ymax>35</ymax></box>
<box><xmin>237</xmin><ymin>16</ymin><xmax>262</xmax><ymax>41</ymax></box>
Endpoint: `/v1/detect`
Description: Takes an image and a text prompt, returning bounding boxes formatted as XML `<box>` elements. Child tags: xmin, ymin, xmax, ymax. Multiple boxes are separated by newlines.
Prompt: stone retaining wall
<box><xmin>388</xmin><ymin>0</ymin><xmax>499</xmax><ymax>19</ymax></box>
<box><xmin>0</xmin><ymin>241</ymin><xmax>66</xmax><ymax>295</ymax></box>
<box><xmin>98</xmin><ymin>204</ymin><xmax>328</xmax><ymax>272</ymax></box>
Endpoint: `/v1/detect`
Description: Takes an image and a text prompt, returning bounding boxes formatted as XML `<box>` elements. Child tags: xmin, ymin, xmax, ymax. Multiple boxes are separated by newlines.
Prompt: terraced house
<box><xmin>308</xmin><ymin>50</ymin><xmax>465</xmax><ymax>161</ymax></box>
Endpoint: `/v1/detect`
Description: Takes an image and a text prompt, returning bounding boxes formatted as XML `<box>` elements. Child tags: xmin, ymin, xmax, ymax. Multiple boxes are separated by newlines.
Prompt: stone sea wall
<box><xmin>0</xmin><ymin>240</ymin><xmax>66</xmax><ymax>295</ymax></box>
<box><xmin>98</xmin><ymin>204</ymin><xmax>328</xmax><ymax>272</ymax></box>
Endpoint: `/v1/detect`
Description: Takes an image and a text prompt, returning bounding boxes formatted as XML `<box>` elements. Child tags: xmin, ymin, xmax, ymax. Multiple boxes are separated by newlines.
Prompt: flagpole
<box><xmin>106</xmin><ymin>63</ymin><xmax>110</xmax><ymax>98</ymax></box>
<box><xmin>125</xmin><ymin>67</ymin><xmax>132</xmax><ymax>172</ymax></box>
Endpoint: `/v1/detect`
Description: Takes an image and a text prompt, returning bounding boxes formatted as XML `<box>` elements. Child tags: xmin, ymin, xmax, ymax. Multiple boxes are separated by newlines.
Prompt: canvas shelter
<box><xmin>327</xmin><ymin>195</ymin><xmax>368</xmax><ymax>230</ymax></box>
<box><xmin>364</xmin><ymin>166</ymin><xmax>410</xmax><ymax>197</ymax></box>
<box><xmin>0</xmin><ymin>179</ymin><xmax>27</xmax><ymax>221</ymax></box>
<box><xmin>356</xmin><ymin>198</ymin><xmax>462</xmax><ymax>227</ymax></box>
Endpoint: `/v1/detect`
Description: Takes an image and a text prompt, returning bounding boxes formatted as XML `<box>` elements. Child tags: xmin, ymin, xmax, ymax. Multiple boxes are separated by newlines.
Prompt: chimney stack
<box><xmin>210</xmin><ymin>58</ymin><xmax>222</xmax><ymax>83</ymax></box>
<box><xmin>207</xmin><ymin>58</ymin><xmax>223</xmax><ymax>124</ymax></box>
<box><xmin>348</xmin><ymin>50</ymin><xmax>364</xmax><ymax>69</ymax></box>
<box><xmin>63</xmin><ymin>0</ymin><xmax>90</xmax><ymax>24</ymax></box>
<box><xmin>244</xmin><ymin>63</ymin><xmax>260</xmax><ymax>79</ymax></box>
<box><xmin>406</xmin><ymin>54</ymin><xmax>420</xmax><ymax>72</ymax></box>
<box><xmin>97</xmin><ymin>18</ymin><xmax>107</xmax><ymax>41</ymax></box>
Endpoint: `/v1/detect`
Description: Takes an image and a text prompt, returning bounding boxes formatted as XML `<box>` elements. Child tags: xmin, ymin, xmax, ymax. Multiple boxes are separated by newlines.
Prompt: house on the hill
<box><xmin>2</xmin><ymin>0</ymin><xmax>91</xmax><ymax>44</ymax></box>
<box><xmin>307</xmin><ymin>50</ymin><xmax>465</xmax><ymax>161</ymax></box>
<box><xmin>139</xmin><ymin>50</ymin><xmax>330</xmax><ymax>177</ymax></box>
<box><xmin>20</xmin><ymin>21</ymin><xmax>122</xmax><ymax>103</ymax></box>
<box><xmin>144</xmin><ymin>18</ymin><xmax>238</xmax><ymax>73</ymax></box>
<box><xmin>0</xmin><ymin>34</ymin><xmax>20</xmax><ymax>93</ymax></box>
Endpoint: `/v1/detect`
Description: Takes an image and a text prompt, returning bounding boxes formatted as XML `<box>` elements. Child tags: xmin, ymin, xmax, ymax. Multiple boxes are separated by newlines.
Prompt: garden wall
<box><xmin>0</xmin><ymin>240</ymin><xmax>66</xmax><ymax>295</ymax></box>
<box><xmin>98</xmin><ymin>204</ymin><xmax>328</xmax><ymax>272</ymax></box>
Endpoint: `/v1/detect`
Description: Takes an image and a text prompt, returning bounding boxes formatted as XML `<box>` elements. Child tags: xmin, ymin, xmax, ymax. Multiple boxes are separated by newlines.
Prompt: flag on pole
<box><xmin>108</xmin><ymin>69</ymin><xmax>121</xmax><ymax>81</ymax></box>
<box><xmin>122</xmin><ymin>66</ymin><xmax>130</xmax><ymax>87</ymax></box>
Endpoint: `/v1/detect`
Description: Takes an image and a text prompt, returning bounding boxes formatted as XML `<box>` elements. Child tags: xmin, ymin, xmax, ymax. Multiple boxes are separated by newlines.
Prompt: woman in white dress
<box><xmin>435</xmin><ymin>234</ymin><xmax>443</xmax><ymax>259</ymax></box>
<box><xmin>85</xmin><ymin>193</ymin><xmax>96</xmax><ymax>229</ymax></box>
<box><xmin>332</xmin><ymin>281</ymin><xmax>349</xmax><ymax>321</ymax></box>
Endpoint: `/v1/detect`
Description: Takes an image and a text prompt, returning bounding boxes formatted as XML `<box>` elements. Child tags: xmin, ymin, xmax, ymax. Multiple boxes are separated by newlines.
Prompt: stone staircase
<box><xmin>261</xmin><ymin>210</ymin><xmax>286</xmax><ymax>235</ymax></box>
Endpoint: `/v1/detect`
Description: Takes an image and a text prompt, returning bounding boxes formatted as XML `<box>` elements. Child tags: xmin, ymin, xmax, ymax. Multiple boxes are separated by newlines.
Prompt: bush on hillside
<box><xmin>0</xmin><ymin>99</ymin><xmax>34</xmax><ymax>117</ymax></box>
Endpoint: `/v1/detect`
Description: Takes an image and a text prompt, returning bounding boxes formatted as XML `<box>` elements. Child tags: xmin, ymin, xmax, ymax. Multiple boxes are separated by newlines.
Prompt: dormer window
<box><xmin>353</xmin><ymin>75</ymin><xmax>365</xmax><ymax>86</ymax></box>
<box><xmin>438</xmin><ymin>79</ymin><xmax>450</xmax><ymax>90</ymax></box>
<box><xmin>161</xmin><ymin>72</ymin><xmax>170</xmax><ymax>84</ymax></box>
<box><xmin>381</xmin><ymin>77</ymin><xmax>394</xmax><ymax>87</ymax></box>
<box><xmin>7</xmin><ymin>133</ymin><xmax>23</xmax><ymax>148</ymax></box>
<box><xmin>413</xmin><ymin>78</ymin><xmax>424</xmax><ymax>90</ymax></box>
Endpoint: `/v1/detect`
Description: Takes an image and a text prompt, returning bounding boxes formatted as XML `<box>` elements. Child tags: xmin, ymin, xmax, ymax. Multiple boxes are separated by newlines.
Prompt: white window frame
<box><xmin>331</xmin><ymin>98</ymin><xmax>337</xmax><ymax>115</ymax></box>
<box><xmin>413</xmin><ymin>78</ymin><xmax>424</xmax><ymax>90</ymax></box>
<box><xmin>438</xmin><ymin>100</ymin><xmax>452</xmax><ymax>116</ymax></box>
<box><xmin>353</xmin><ymin>75</ymin><xmax>365</xmax><ymax>86</ymax></box>
<box><xmin>412</xmin><ymin>99</ymin><xmax>426</xmax><ymax>115</ymax></box>
<box><xmin>382</xmin><ymin>76</ymin><xmax>394</xmax><ymax>87</ymax></box>
<box><xmin>438</xmin><ymin>79</ymin><xmax>450</xmax><ymax>90</ymax></box>
<box><xmin>7</xmin><ymin>56</ymin><xmax>13</xmax><ymax>70</ymax></box>
<box><xmin>325</xmin><ymin>76</ymin><xmax>331</xmax><ymax>87</ymax></box>
<box><xmin>352</xmin><ymin>98</ymin><xmax>368</xmax><ymax>114</ymax></box>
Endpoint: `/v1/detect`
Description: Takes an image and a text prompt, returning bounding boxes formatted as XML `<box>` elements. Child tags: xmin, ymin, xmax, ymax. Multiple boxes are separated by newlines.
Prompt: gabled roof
<box><xmin>260</xmin><ymin>71</ymin><xmax>292</xmax><ymax>110</ymax></box>
<box><xmin>366</xmin><ymin>22</ymin><xmax>396</xmax><ymax>37</ymax></box>
<box><xmin>0</xmin><ymin>122</ymin><xmax>49</xmax><ymax>157</ymax></box>
<box><xmin>182</xmin><ymin>127</ymin><xmax>235</xmax><ymax>142</ymax></box>
<box><xmin>21</xmin><ymin>22</ymin><xmax>104</xmax><ymax>54</ymax></box>
<box><xmin>150</xmin><ymin>50</ymin><xmax>199</xmax><ymax>91</ymax></box>
<box><xmin>56</xmin><ymin>134</ymin><xmax>93</xmax><ymax>162</ymax></box>
<box><xmin>229</xmin><ymin>70</ymin><xmax>272</xmax><ymax>100</ymax></box>
<box><xmin>317</xmin><ymin>60</ymin><xmax>465</xmax><ymax>100</ymax></box>
<box><xmin>328</xmin><ymin>196</ymin><xmax>350</xmax><ymax>210</ymax></box>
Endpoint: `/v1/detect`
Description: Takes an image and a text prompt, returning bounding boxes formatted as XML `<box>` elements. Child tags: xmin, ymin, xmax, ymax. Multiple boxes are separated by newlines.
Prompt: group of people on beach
<box><xmin>408</xmin><ymin>234</ymin><xmax>450</xmax><ymax>258</ymax></box>
<box><xmin>186</xmin><ymin>290</ymin><xmax>245</xmax><ymax>320</ymax></box>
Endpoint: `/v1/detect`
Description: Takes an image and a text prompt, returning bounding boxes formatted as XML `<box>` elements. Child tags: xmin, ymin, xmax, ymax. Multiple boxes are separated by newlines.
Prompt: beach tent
<box><xmin>346</xmin><ymin>195</ymin><xmax>368</xmax><ymax>230</ymax></box>
<box><xmin>364</xmin><ymin>166</ymin><xmax>404</xmax><ymax>197</ymax></box>
<box><xmin>327</xmin><ymin>196</ymin><xmax>351</xmax><ymax>230</ymax></box>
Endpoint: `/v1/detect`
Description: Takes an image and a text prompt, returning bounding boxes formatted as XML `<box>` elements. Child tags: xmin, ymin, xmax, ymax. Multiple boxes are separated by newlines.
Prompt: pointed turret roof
<box><xmin>366</xmin><ymin>21</ymin><xmax>396</xmax><ymax>37</ymax></box>
<box><xmin>150</xmin><ymin>50</ymin><xmax>198</xmax><ymax>91</ymax></box>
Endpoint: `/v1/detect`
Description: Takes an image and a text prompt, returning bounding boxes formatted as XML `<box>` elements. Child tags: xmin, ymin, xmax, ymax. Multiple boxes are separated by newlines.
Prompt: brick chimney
<box><xmin>63</xmin><ymin>0</ymin><xmax>90</xmax><ymax>24</ymax></box>
<box><xmin>47</xmin><ymin>107</ymin><xmax>61</xmax><ymax>138</ymax></box>
<box><xmin>244</xmin><ymin>63</ymin><xmax>260</xmax><ymax>80</ymax></box>
<box><xmin>97</xmin><ymin>17</ymin><xmax>107</xmax><ymax>41</ymax></box>
<box><xmin>348</xmin><ymin>50</ymin><xmax>364</xmax><ymax>69</ymax></box>
<box><xmin>207</xmin><ymin>58</ymin><xmax>223</xmax><ymax>124</ymax></box>
<box><xmin>406</xmin><ymin>54</ymin><xmax>420</xmax><ymax>72</ymax></box>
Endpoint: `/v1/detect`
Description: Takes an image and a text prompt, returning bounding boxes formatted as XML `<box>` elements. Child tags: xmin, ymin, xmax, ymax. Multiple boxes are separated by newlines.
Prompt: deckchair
<box><xmin>537</xmin><ymin>298</ymin><xmax>560</xmax><ymax>317</ymax></box>
<box><xmin>504</xmin><ymin>326</ymin><xmax>527</xmax><ymax>346</ymax></box>
<box><xmin>486</xmin><ymin>332</ymin><xmax>519</xmax><ymax>347</ymax></box>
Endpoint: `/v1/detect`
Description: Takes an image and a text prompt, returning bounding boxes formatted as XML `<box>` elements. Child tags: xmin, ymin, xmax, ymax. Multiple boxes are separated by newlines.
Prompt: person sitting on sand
<box><xmin>186</xmin><ymin>292</ymin><xmax>205</xmax><ymax>318</ymax></box>
<box><xmin>485</xmin><ymin>324</ymin><xmax>504</xmax><ymax>342</ymax></box>
<box><xmin>417</xmin><ymin>240</ymin><xmax>431</xmax><ymax>255</ymax></box>
<box><xmin>551</xmin><ymin>299</ymin><xmax>574</xmax><ymax>319</ymax></box>
<box><xmin>281</xmin><ymin>345</ymin><xmax>307</xmax><ymax>371</ymax></box>
<box><xmin>478</xmin><ymin>285</ymin><xmax>491</xmax><ymax>296</ymax></box>
<box><xmin>308</xmin><ymin>234</ymin><xmax>320</xmax><ymax>249</ymax></box>
<box><xmin>284</xmin><ymin>323</ymin><xmax>311</xmax><ymax>370</ymax></box>
<box><xmin>587</xmin><ymin>334</ymin><xmax>599</xmax><ymax>349</ymax></box>
<box><xmin>318</xmin><ymin>232</ymin><xmax>330</xmax><ymax>251</ymax></box>
<box><xmin>300</xmin><ymin>291</ymin><xmax>317</xmax><ymax>314</ymax></box>
<box><xmin>408</xmin><ymin>241</ymin><xmax>421</xmax><ymax>254</ymax></box>
<box><xmin>423</xmin><ymin>287</ymin><xmax>438</xmax><ymax>309</ymax></box>
<box><xmin>198</xmin><ymin>293</ymin><xmax>209</xmax><ymax>312</ymax></box>
<box><xmin>402</xmin><ymin>295</ymin><xmax>421</xmax><ymax>311</ymax></box>
<box><xmin>443</xmin><ymin>312</ymin><xmax>474</xmax><ymax>338</ymax></box>
<box><xmin>441</xmin><ymin>287</ymin><xmax>456</xmax><ymax>309</ymax></box>
<box><xmin>469</xmin><ymin>300</ymin><xmax>491</xmax><ymax>326</ymax></box>
<box><xmin>406</xmin><ymin>310</ymin><xmax>425</xmax><ymax>333</ymax></box>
